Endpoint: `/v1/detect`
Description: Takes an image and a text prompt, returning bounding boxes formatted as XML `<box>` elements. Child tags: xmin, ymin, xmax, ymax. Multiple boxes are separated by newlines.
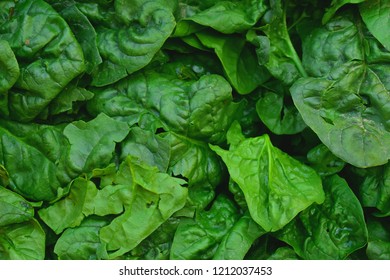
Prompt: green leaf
<box><xmin>210</xmin><ymin>122</ymin><xmax>325</xmax><ymax>232</ymax></box>
<box><xmin>38</xmin><ymin>178</ymin><xmax>94</xmax><ymax>234</ymax></box>
<box><xmin>181</xmin><ymin>0</ymin><xmax>267</xmax><ymax>34</ymax></box>
<box><xmin>213</xmin><ymin>212</ymin><xmax>266</xmax><ymax>260</ymax></box>
<box><xmin>54</xmin><ymin>216</ymin><xmax>109</xmax><ymax>260</ymax></box>
<box><xmin>100</xmin><ymin>157</ymin><xmax>188</xmax><ymax>259</ymax></box>
<box><xmin>170</xmin><ymin>195</ymin><xmax>240</xmax><ymax>260</ymax></box>
<box><xmin>255</xmin><ymin>82</ymin><xmax>307</xmax><ymax>135</ymax></box>
<box><xmin>0</xmin><ymin>0</ymin><xmax>85</xmax><ymax>121</ymax></box>
<box><xmin>90</xmin><ymin>0</ymin><xmax>176</xmax><ymax>86</ymax></box>
<box><xmin>323</xmin><ymin>0</ymin><xmax>366</xmax><ymax>24</ymax></box>
<box><xmin>366</xmin><ymin>217</ymin><xmax>390</xmax><ymax>259</ymax></box>
<box><xmin>197</xmin><ymin>31</ymin><xmax>270</xmax><ymax>94</ymax></box>
<box><xmin>0</xmin><ymin>187</ymin><xmax>34</xmax><ymax>227</ymax></box>
<box><xmin>0</xmin><ymin>219</ymin><xmax>45</xmax><ymax>260</ymax></box>
<box><xmin>49</xmin><ymin>0</ymin><xmax>102</xmax><ymax>73</ymax></box>
<box><xmin>120</xmin><ymin>127</ymin><xmax>171</xmax><ymax>173</ymax></box>
<box><xmin>0</xmin><ymin>40</ymin><xmax>19</xmax><ymax>94</ymax></box>
<box><xmin>62</xmin><ymin>113</ymin><xmax>129</xmax><ymax>175</ymax></box>
<box><xmin>276</xmin><ymin>175</ymin><xmax>368</xmax><ymax>259</ymax></box>
<box><xmin>360</xmin><ymin>0</ymin><xmax>390</xmax><ymax>51</ymax></box>
<box><xmin>248</xmin><ymin>0</ymin><xmax>307</xmax><ymax>85</ymax></box>
<box><xmin>88</xmin><ymin>70</ymin><xmax>243</xmax><ymax>144</ymax></box>
<box><xmin>291</xmin><ymin>12</ymin><xmax>390</xmax><ymax>168</ymax></box>
<box><xmin>291</xmin><ymin>61</ymin><xmax>390</xmax><ymax>168</ymax></box>
<box><xmin>358</xmin><ymin>163</ymin><xmax>390</xmax><ymax>216</ymax></box>
<box><xmin>162</xmin><ymin>131</ymin><xmax>223</xmax><ymax>209</ymax></box>
<box><xmin>307</xmin><ymin>144</ymin><xmax>346</xmax><ymax>176</ymax></box>
<box><xmin>0</xmin><ymin>121</ymin><xmax>67</xmax><ymax>201</ymax></box>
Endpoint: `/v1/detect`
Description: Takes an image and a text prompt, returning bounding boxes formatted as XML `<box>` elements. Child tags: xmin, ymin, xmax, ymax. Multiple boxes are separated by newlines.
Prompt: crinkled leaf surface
<box><xmin>0</xmin><ymin>219</ymin><xmax>45</xmax><ymax>260</ymax></box>
<box><xmin>62</xmin><ymin>113</ymin><xmax>129</xmax><ymax>176</ymax></box>
<box><xmin>170</xmin><ymin>195</ymin><xmax>240</xmax><ymax>260</ymax></box>
<box><xmin>54</xmin><ymin>216</ymin><xmax>109</xmax><ymax>260</ymax></box>
<box><xmin>90</xmin><ymin>0</ymin><xmax>176</xmax><ymax>86</ymax></box>
<box><xmin>0</xmin><ymin>186</ymin><xmax>34</xmax><ymax>227</ymax></box>
<box><xmin>88</xmin><ymin>71</ymin><xmax>243</xmax><ymax>144</ymax></box>
<box><xmin>210</xmin><ymin>122</ymin><xmax>325</xmax><ymax>232</ymax></box>
<box><xmin>0</xmin><ymin>40</ymin><xmax>19</xmax><ymax>94</ymax></box>
<box><xmin>213</xmin><ymin>212</ymin><xmax>266</xmax><ymax>260</ymax></box>
<box><xmin>291</xmin><ymin>13</ymin><xmax>390</xmax><ymax>168</ymax></box>
<box><xmin>180</xmin><ymin>0</ymin><xmax>267</xmax><ymax>34</ymax></box>
<box><xmin>255</xmin><ymin>81</ymin><xmax>306</xmax><ymax>135</ymax></box>
<box><xmin>100</xmin><ymin>157</ymin><xmax>188</xmax><ymax>259</ymax></box>
<box><xmin>275</xmin><ymin>175</ymin><xmax>368</xmax><ymax>259</ymax></box>
<box><xmin>0</xmin><ymin>0</ymin><xmax>85</xmax><ymax>121</ymax></box>
<box><xmin>366</xmin><ymin>217</ymin><xmax>390</xmax><ymax>259</ymax></box>
<box><xmin>0</xmin><ymin>121</ymin><xmax>67</xmax><ymax>201</ymax></box>
<box><xmin>248</xmin><ymin>0</ymin><xmax>307</xmax><ymax>85</ymax></box>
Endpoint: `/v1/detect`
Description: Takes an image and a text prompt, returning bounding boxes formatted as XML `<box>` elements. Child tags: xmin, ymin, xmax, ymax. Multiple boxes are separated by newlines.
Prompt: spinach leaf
<box><xmin>360</xmin><ymin>0</ymin><xmax>390</xmax><ymax>51</ymax></box>
<box><xmin>0</xmin><ymin>0</ymin><xmax>85</xmax><ymax>121</ymax></box>
<box><xmin>170</xmin><ymin>195</ymin><xmax>239</xmax><ymax>259</ymax></box>
<box><xmin>210</xmin><ymin>122</ymin><xmax>325</xmax><ymax>232</ymax></box>
<box><xmin>275</xmin><ymin>175</ymin><xmax>368</xmax><ymax>259</ymax></box>
<box><xmin>291</xmin><ymin>12</ymin><xmax>390</xmax><ymax>168</ymax></box>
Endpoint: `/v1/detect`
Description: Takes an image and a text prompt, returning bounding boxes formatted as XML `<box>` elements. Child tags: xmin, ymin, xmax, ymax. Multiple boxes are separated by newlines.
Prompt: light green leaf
<box><xmin>360</xmin><ymin>0</ymin><xmax>390</xmax><ymax>51</ymax></box>
<box><xmin>183</xmin><ymin>0</ymin><xmax>267</xmax><ymax>34</ymax></box>
<box><xmin>0</xmin><ymin>219</ymin><xmax>45</xmax><ymax>260</ymax></box>
<box><xmin>0</xmin><ymin>186</ymin><xmax>34</xmax><ymax>227</ymax></box>
<box><xmin>63</xmin><ymin>113</ymin><xmax>129</xmax><ymax>175</ymax></box>
<box><xmin>100</xmin><ymin>157</ymin><xmax>188</xmax><ymax>259</ymax></box>
<box><xmin>54</xmin><ymin>216</ymin><xmax>109</xmax><ymax>260</ymax></box>
<box><xmin>210</xmin><ymin>122</ymin><xmax>325</xmax><ymax>232</ymax></box>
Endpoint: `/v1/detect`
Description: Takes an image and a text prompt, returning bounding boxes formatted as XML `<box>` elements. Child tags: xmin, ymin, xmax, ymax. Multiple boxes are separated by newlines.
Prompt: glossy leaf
<box><xmin>213</xmin><ymin>212</ymin><xmax>266</xmax><ymax>260</ymax></box>
<box><xmin>177</xmin><ymin>0</ymin><xmax>267</xmax><ymax>34</ymax></box>
<box><xmin>210</xmin><ymin>122</ymin><xmax>325</xmax><ymax>232</ymax></box>
<box><xmin>100</xmin><ymin>157</ymin><xmax>188</xmax><ymax>259</ymax></box>
<box><xmin>360</xmin><ymin>0</ymin><xmax>390</xmax><ymax>51</ymax></box>
<box><xmin>90</xmin><ymin>0</ymin><xmax>176</xmax><ymax>86</ymax></box>
<box><xmin>197</xmin><ymin>31</ymin><xmax>270</xmax><ymax>94</ymax></box>
<box><xmin>276</xmin><ymin>175</ymin><xmax>368</xmax><ymax>259</ymax></box>
<box><xmin>0</xmin><ymin>0</ymin><xmax>85</xmax><ymax>121</ymax></box>
<box><xmin>170</xmin><ymin>195</ymin><xmax>239</xmax><ymax>260</ymax></box>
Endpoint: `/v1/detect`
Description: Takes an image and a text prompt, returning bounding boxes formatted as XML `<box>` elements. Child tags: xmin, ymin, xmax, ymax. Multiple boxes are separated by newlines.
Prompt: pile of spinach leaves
<box><xmin>0</xmin><ymin>0</ymin><xmax>389</xmax><ymax>260</ymax></box>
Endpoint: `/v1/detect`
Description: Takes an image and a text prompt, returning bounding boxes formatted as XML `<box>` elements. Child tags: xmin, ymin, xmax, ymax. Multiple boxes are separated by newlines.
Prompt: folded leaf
<box><xmin>100</xmin><ymin>157</ymin><xmax>188</xmax><ymax>259</ymax></box>
<box><xmin>275</xmin><ymin>175</ymin><xmax>368</xmax><ymax>259</ymax></box>
<box><xmin>170</xmin><ymin>195</ymin><xmax>239</xmax><ymax>260</ymax></box>
<box><xmin>360</xmin><ymin>0</ymin><xmax>390</xmax><ymax>51</ymax></box>
<box><xmin>0</xmin><ymin>186</ymin><xmax>34</xmax><ymax>227</ymax></box>
<box><xmin>0</xmin><ymin>0</ymin><xmax>85</xmax><ymax>121</ymax></box>
<box><xmin>0</xmin><ymin>219</ymin><xmax>45</xmax><ymax>260</ymax></box>
<box><xmin>90</xmin><ymin>0</ymin><xmax>176</xmax><ymax>86</ymax></box>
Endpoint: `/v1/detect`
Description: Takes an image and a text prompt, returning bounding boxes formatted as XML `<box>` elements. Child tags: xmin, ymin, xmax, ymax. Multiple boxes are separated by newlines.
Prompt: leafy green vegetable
<box><xmin>210</xmin><ymin>122</ymin><xmax>325</xmax><ymax>232</ymax></box>
<box><xmin>0</xmin><ymin>0</ymin><xmax>389</xmax><ymax>260</ymax></box>
<box><xmin>275</xmin><ymin>175</ymin><xmax>368</xmax><ymax>259</ymax></box>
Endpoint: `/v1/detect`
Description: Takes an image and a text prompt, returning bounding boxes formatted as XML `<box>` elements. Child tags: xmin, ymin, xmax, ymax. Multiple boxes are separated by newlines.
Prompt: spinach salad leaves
<box><xmin>0</xmin><ymin>0</ymin><xmax>389</xmax><ymax>260</ymax></box>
